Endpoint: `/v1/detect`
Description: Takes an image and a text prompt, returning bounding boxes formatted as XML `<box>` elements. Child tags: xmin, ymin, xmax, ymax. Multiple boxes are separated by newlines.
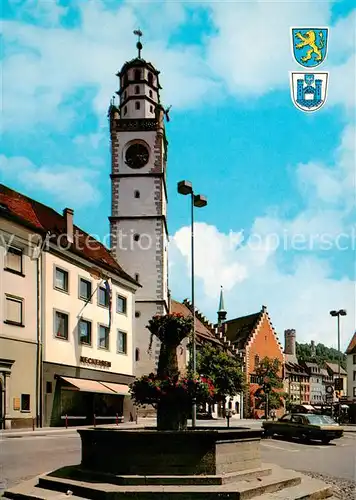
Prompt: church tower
<box><xmin>109</xmin><ymin>31</ymin><xmax>169</xmax><ymax>377</ymax></box>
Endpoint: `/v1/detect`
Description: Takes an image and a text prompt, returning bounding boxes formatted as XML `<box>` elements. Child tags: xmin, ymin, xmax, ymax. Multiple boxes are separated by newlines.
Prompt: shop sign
<box><xmin>13</xmin><ymin>397</ymin><xmax>20</xmax><ymax>411</ymax></box>
<box><xmin>80</xmin><ymin>356</ymin><xmax>111</xmax><ymax>368</ymax></box>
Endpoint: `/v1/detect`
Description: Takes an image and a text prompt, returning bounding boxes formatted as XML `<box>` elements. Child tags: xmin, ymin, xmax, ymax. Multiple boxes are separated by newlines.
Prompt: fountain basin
<box><xmin>78</xmin><ymin>426</ymin><xmax>262</xmax><ymax>476</ymax></box>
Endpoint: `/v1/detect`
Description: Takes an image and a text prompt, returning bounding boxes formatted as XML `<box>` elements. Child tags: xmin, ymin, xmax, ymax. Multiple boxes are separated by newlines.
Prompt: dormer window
<box><xmin>148</xmin><ymin>72</ymin><xmax>153</xmax><ymax>85</ymax></box>
<box><xmin>135</xmin><ymin>85</ymin><xmax>140</xmax><ymax>95</ymax></box>
<box><xmin>134</xmin><ymin>69</ymin><xmax>141</xmax><ymax>81</ymax></box>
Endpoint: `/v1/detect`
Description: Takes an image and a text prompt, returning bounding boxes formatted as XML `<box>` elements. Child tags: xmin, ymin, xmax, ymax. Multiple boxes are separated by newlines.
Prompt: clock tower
<box><xmin>109</xmin><ymin>32</ymin><xmax>169</xmax><ymax>377</ymax></box>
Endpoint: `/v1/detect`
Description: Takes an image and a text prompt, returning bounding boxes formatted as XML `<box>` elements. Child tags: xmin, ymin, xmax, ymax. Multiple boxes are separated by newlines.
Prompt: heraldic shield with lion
<box><xmin>291</xmin><ymin>28</ymin><xmax>329</xmax><ymax>68</ymax></box>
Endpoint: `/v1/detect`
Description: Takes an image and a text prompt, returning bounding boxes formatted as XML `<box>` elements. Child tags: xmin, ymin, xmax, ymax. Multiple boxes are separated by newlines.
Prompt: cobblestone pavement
<box><xmin>299</xmin><ymin>471</ymin><xmax>356</xmax><ymax>500</ymax></box>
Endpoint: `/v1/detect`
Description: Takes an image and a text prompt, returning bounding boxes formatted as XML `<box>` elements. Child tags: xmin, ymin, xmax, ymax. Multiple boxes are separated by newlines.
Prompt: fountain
<box><xmin>2</xmin><ymin>313</ymin><xmax>334</xmax><ymax>499</ymax></box>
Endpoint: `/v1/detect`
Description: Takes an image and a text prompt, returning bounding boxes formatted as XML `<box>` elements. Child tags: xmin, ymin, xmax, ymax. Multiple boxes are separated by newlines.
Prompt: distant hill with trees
<box><xmin>296</xmin><ymin>342</ymin><xmax>346</xmax><ymax>370</ymax></box>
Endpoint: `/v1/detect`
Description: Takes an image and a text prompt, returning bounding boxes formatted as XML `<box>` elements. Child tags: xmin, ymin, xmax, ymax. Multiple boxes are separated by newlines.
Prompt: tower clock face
<box><xmin>125</xmin><ymin>143</ymin><xmax>149</xmax><ymax>169</ymax></box>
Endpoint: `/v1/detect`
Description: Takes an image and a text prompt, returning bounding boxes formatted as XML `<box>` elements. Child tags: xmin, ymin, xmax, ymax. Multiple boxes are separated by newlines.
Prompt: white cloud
<box><xmin>0</xmin><ymin>155</ymin><xmax>101</xmax><ymax>208</ymax></box>
<box><xmin>73</xmin><ymin>132</ymin><xmax>106</xmax><ymax>150</ymax></box>
<box><xmin>2</xmin><ymin>1</ymin><xmax>354</xmax><ymax>131</ymax></box>
<box><xmin>169</xmin><ymin>124</ymin><xmax>356</xmax><ymax>349</ymax></box>
<box><xmin>1</xmin><ymin>1</ymin><xmax>219</xmax><ymax>129</ymax></box>
<box><xmin>296</xmin><ymin>125</ymin><xmax>355</xmax><ymax>211</ymax></box>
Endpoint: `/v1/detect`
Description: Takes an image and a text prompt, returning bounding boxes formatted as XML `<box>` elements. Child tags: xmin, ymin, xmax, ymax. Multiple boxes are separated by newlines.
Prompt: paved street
<box><xmin>261</xmin><ymin>433</ymin><xmax>356</xmax><ymax>481</ymax></box>
<box><xmin>1</xmin><ymin>420</ymin><xmax>355</xmax><ymax>495</ymax></box>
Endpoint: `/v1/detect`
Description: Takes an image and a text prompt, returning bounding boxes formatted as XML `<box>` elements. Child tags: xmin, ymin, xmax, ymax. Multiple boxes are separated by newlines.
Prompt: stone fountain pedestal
<box><xmin>79</xmin><ymin>426</ymin><xmax>262</xmax><ymax>476</ymax></box>
<box><xmin>2</xmin><ymin>426</ymin><xmax>334</xmax><ymax>499</ymax></box>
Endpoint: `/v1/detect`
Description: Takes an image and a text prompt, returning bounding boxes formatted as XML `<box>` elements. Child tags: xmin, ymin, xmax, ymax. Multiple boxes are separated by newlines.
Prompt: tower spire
<box><xmin>217</xmin><ymin>285</ymin><xmax>227</xmax><ymax>325</ymax></box>
<box><xmin>133</xmin><ymin>29</ymin><xmax>143</xmax><ymax>58</ymax></box>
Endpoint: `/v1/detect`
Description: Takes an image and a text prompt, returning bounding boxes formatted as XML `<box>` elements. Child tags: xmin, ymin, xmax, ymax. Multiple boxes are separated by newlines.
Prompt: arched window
<box><xmin>134</xmin><ymin>69</ymin><xmax>141</xmax><ymax>81</ymax></box>
<box><xmin>149</xmin><ymin>89</ymin><xmax>153</xmax><ymax>98</ymax></box>
<box><xmin>148</xmin><ymin>72</ymin><xmax>153</xmax><ymax>85</ymax></box>
<box><xmin>135</xmin><ymin>348</ymin><xmax>140</xmax><ymax>361</ymax></box>
<box><xmin>134</xmin><ymin>190</ymin><xmax>140</xmax><ymax>199</ymax></box>
<box><xmin>135</xmin><ymin>101</ymin><xmax>140</xmax><ymax>110</ymax></box>
<box><xmin>135</xmin><ymin>85</ymin><xmax>140</xmax><ymax>94</ymax></box>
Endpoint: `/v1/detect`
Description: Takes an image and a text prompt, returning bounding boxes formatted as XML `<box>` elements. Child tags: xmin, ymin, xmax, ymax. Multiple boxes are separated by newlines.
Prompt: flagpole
<box><xmin>77</xmin><ymin>279</ymin><xmax>104</xmax><ymax>319</ymax></box>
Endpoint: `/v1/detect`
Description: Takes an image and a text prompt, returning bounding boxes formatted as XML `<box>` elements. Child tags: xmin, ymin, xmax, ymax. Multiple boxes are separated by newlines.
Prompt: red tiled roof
<box><xmin>224</xmin><ymin>311</ymin><xmax>263</xmax><ymax>349</ymax></box>
<box><xmin>0</xmin><ymin>184</ymin><xmax>139</xmax><ymax>286</ymax></box>
<box><xmin>346</xmin><ymin>332</ymin><xmax>356</xmax><ymax>355</ymax></box>
<box><xmin>170</xmin><ymin>300</ymin><xmax>222</xmax><ymax>346</ymax></box>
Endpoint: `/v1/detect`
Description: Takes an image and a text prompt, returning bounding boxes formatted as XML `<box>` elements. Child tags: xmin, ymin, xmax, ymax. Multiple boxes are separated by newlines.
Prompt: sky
<box><xmin>1</xmin><ymin>0</ymin><xmax>355</xmax><ymax>351</ymax></box>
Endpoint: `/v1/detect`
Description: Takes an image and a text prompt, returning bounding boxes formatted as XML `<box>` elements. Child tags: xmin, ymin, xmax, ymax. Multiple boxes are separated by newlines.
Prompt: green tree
<box><xmin>254</xmin><ymin>357</ymin><xmax>286</xmax><ymax>418</ymax></box>
<box><xmin>296</xmin><ymin>342</ymin><xmax>346</xmax><ymax>369</ymax></box>
<box><xmin>195</xmin><ymin>344</ymin><xmax>244</xmax><ymax>403</ymax></box>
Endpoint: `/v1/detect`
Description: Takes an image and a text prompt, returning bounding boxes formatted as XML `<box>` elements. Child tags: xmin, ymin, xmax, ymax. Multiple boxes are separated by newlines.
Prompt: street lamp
<box><xmin>330</xmin><ymin>309</ymin><xmax>347</xmax><ymax>418</ymax></box>
<box><xmin>177</xmin><ymin>180</ymin><xmax>207</xmax><ymax>428</ymax></box>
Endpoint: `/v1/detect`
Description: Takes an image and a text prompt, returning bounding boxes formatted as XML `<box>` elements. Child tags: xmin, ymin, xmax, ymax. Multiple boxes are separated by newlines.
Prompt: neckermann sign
<box><xmin>80</xmin><ymin>356</ymin><xmax>111</xmax><ymax>368</ymax></box>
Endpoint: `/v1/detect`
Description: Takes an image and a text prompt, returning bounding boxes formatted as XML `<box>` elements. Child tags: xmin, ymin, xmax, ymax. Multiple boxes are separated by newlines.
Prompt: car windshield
<box><xmin>307</xmin><ymin>414</ymin><xmax>336</xmax><ymax>425</ymax></box>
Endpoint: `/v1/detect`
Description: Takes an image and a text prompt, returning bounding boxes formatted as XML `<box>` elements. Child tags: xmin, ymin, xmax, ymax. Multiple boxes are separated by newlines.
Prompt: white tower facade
<box><xmin>109</xmin><ymin>38</ymin><xmax>169</xmax><ymax>377</ymax></box>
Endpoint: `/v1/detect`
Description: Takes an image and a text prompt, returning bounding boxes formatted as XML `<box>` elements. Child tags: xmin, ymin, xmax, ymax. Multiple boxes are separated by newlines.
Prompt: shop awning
<box><xmin>60</xmin><ymin>376</ymin><xmax>116</xmax><ymax>394</ymax></box>
<box><xmin>59</xmin><ymin>376</ymin><xmax>130</xmax><ymax>396</ymax></box>
<box><xmin>101</xmin><ymin>382</ymin><xmax>131</xmax><ymax>395</ymax></box>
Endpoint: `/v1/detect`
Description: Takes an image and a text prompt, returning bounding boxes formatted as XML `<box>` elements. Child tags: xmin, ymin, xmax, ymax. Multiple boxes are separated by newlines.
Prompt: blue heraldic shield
<box><xmin>296</xmin><ymin>74</ymin><xmax>323</xmax><ymax>109</ymax></box>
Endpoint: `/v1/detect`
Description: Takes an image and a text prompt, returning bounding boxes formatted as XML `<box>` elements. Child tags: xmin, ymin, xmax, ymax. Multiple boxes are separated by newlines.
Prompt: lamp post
<box><xmin>330</xmin><ymin>309</ymin><xmax>347</xmax><ymax>420</ymax></box>
<box><xmin>177</xmin><ymin>180</ymin><xmax>207</xmax><ymax>428</ymax></box>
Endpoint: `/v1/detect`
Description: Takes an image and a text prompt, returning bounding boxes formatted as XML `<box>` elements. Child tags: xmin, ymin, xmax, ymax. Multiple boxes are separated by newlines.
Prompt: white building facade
<box><xmin>0</xmin><ymin>184</ymin><xmax>139</xmax><ymax>428</ymax></box>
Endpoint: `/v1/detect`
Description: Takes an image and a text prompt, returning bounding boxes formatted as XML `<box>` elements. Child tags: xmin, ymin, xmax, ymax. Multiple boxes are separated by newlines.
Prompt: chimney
<box><xmin>284</xmin><ymin>329</ymin><xmax>296</xmax><ymax>356</ymax></box>
<box><xmin>63</xmin><ymin>208</ymin><xmax>74</xmax><ymax>244</ymax></box>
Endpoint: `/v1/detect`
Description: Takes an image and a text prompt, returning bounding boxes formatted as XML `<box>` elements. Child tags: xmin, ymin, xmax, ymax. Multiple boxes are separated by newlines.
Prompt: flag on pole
<box><xmin>104</xmin><ymin>279</ymin><xmax>112</xmax><ymax>331</ymax></box>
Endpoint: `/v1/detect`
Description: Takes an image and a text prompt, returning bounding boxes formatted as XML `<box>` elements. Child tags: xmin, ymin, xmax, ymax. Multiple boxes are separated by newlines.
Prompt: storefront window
<box><xmin>21</xmin><ymin>394</ymin><xmax>30</xmax><ymax>412</ymax></box>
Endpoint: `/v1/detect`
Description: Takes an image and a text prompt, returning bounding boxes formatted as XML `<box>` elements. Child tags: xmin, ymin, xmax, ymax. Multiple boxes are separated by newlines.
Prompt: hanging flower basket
<box><xmin>147</xmin><ymin>313</ymin><xmax>193</xmax><ymax>351</ymax></box>
<box><xmin>130</xmin><ymin>373</ymin><xmax>215</xmax><ymax>409</ymax></box>
<box><xmin>130</xmin><ymin>312</ymin><xmax>215</xmax><ymax>430</ymax></box>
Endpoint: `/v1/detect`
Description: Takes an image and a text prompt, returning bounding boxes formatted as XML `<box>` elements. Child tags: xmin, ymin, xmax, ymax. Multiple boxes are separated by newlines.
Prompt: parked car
<box><xmin>262</xmin><ymin>412</ymin><xmax>343</xmax><ymax>444</ymax></box>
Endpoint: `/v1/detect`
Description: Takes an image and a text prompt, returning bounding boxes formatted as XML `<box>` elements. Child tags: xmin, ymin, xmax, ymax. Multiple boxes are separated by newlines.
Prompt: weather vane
<box><xmin>133</xmin><ymin>29</ymin><xmax>143</xmax><ymax>58</ymax></box>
